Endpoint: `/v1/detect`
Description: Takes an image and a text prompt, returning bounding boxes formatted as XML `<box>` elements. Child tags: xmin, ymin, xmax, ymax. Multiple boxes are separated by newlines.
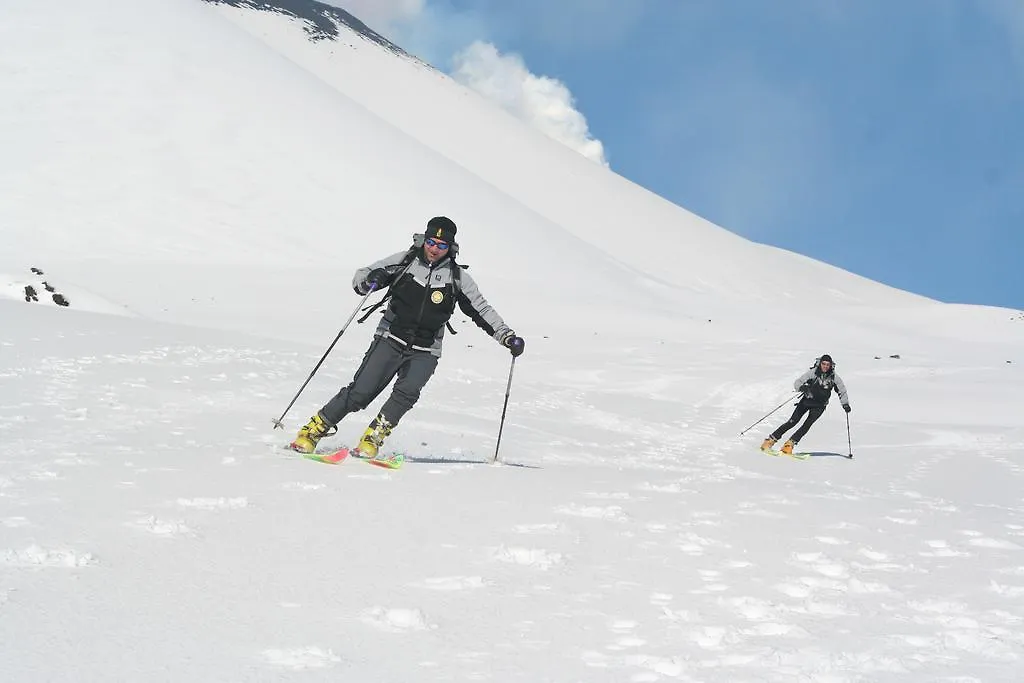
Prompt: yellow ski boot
<box><xmin>780</xmin><ymin>440</ymin><xmax>796</xmax><ymax>455</ymax></box>
<box><xmin>355</xmin><ymin>413</ymin><xmax>393</xmax><ymax>459</ymax></box>
<box><xmin>290</xmin><ymin>413</ymin><xmax>333</xmax><ymax>454</ymax></box>
<box><xmin>760</xmin><ymin>437</ymin><xmax>777</xmax><ymax>452</ymax></box>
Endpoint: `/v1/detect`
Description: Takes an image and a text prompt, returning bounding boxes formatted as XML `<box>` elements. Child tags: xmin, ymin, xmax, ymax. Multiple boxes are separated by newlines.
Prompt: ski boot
<box><xmin>354</xmin><ymin>413</ymin><xmax>393</xmax><ymax>459</ymax></box>
<box><xmin>780</xmin><ymin>440</ymin><xmax>796</xmax><ymax>455</ymax></box>
<box><xmin>760</xmin><ymin>437</ymin><xmax>777</xmax><ymax>451</ymax></box>
<box><xmin>290</xmin><ymin>413</ymin><xmax>334</xmax><ymax>454</ymax></box>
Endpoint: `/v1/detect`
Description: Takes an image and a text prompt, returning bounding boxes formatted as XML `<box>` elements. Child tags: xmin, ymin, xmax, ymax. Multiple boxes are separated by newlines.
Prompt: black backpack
<box><xmin>356</xmin><ymin>236</ymin><xmax>467</xmax><ymax>334</ymax></box>
<box><xmin>801</xmin><ymin>357</ymin><xmax>838</xmax><ymax>402</ymax></box>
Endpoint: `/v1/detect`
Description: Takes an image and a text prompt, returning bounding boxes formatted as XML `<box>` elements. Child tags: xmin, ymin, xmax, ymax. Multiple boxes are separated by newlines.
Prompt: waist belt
<box><xmin>385</xmin><ymin>332</ymin><xmax>434</xmax><ymax>352</ymax></box>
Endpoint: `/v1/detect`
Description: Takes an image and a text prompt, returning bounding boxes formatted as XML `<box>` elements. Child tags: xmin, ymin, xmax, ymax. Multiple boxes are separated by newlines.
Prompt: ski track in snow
<box><xmin>361</xmin><ymin>606</ymin><xmax>436</xmax><ymax>633</ymax></box>
<box><xmin>262</xmin><ymin>646</ymin><xmax>342</xmax><ymax>670</ymax></box>
<box><xmin>1</xmin><ymin>545</ymin><xmax>98</xmax><ymax>568</ymax></box>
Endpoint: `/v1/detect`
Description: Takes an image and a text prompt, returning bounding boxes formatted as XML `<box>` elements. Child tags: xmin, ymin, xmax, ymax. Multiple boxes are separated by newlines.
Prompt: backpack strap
<box><xmin>356</xmin><ymin>248</ymin><xmax>468</xmax><ymax>331</ymax></box>
<box><xmin>356</xmin><ymin>247</ymin><xmax>418</xmax><ymax>324</ymax></box>
<box><xmin>444</xmin><ymin>261</ymin><xmax>467</xmax><ymax>335</ymax></box>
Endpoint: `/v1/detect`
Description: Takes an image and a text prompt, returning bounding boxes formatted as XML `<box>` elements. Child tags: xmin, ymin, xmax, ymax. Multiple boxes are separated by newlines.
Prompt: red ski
<box><xmin>302</xmin><ymin>446</ymin><xmax>404</xmax><ymax>469</ymax></box>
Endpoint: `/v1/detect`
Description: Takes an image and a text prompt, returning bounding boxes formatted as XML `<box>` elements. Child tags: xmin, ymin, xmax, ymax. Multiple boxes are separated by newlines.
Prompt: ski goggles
<box><xmin>425</xmin><ymin>238</ymin><xmax>450</xmax><ymax>250</ymax></box>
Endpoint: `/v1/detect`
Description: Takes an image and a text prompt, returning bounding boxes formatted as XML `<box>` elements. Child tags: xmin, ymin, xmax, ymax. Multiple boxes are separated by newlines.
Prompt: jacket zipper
<box><xmin>413</xmin><ymin>259</ymin><xmax>440</xmax><ymax>335</ymax></box>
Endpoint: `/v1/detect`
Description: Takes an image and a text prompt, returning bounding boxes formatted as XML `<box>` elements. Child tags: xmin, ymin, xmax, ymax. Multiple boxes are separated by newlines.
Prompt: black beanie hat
<box><xmin>820</xmin><ymin>354</ymin><xmax>833</xmax><ymax>364</ymax></box>
<box><xmin>426</xmin><ymin>216</ymin><xmax>457</xmax><ymax>244</ymax></box>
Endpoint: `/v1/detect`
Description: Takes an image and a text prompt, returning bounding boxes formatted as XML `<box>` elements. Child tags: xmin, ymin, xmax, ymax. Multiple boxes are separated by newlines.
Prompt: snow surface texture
<box><xmin>2</xmin><ymin>1</ymin><xmax>1023</xmax><ymax>681</ymax></box>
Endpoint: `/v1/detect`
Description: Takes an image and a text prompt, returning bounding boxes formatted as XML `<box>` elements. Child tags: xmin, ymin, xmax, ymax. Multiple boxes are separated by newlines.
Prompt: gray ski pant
<box><xmin>319</xmin><ymin>336</ymin><xmax>438</xmax><ymax>428</ymax></box>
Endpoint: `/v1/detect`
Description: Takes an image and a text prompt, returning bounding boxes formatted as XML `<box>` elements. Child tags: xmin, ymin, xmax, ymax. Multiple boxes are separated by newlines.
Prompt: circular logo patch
<box><xmin>430</xmin><ymin>290</ymin><xmax>444</xmax><ymax>304</ymax></box>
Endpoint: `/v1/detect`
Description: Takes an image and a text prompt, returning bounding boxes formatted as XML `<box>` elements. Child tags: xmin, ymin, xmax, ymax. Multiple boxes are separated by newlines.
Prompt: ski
<box><xmin>363</xmin><ymin>452</ymin><xmax>405</xmax><ymax>470</ymax></box>
<box><xmin>303</xmin><ymin>448</ymin><xmax>350</xmax><ymax>465</ymax></box>
<box><xmin>299</xmin><ymin>445</ymin><xmax>404</xmax><ymax>470</ymax></box>
<box><xmin>761</xmin><ymin>447</ymin><xmax>810</xmax><ymax>461</ymax></box>
<box><xmin>345</xmin><ymin>446</ymin><xmax>404</xmax><ymax>469</ymax></box>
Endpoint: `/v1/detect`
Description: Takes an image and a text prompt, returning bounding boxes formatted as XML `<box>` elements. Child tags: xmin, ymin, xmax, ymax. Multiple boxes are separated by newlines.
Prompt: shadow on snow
<box><xmin>405</xmin><ymin>456</ymin><xmax>541</xmax><ymax>469</ymax></box>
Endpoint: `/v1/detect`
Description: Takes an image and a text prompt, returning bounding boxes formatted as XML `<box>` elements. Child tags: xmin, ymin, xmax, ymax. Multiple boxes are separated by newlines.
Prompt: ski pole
<box><xmin>271</xmin><ymin>285</ymin><xmax>377</xmax><ymax>429</ymax></box>
<box><xmin>492</xmin><ymin>356</ymin><xmax>517</xmax><ymax>464</ymax></box>
<box><xmin>739</xmin><ymin>391</ymin><xmax>801</xmax><ymax>436</ymax></box>
<box><xmin>845</xmin><ymin>411</ymin><xmax>854</xmax><ymax>459</ymax></box>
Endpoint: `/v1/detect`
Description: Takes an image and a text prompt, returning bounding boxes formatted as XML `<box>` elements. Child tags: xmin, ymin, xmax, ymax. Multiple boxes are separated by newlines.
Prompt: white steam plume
<box><xmin>451</xmin><ymin>41</ymin><xmax>608</xmax><ymax>166</ymax></box>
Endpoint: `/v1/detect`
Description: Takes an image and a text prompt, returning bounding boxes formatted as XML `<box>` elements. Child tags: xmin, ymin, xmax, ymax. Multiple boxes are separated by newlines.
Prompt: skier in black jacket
<box><xmin>762</xmin><ymin>354</ymin><xmax>851</xmax><ymax>454</ymax></box>
<box><xmin>290</xmin><ymin>216</ymin><xmax>525</xmax><ymax>457</ymax></box>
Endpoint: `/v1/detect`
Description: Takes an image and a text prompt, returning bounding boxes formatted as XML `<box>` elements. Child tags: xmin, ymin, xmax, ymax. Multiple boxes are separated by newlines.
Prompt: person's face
<box><xmin>819</xmin><ymin>360</ymin><xmax>832</xmax><ymax>372</ymax></box>
<box><xmin>424</xmin><ymin>237</ymin><xmax>450</xmax><ymax>263</ymax></box>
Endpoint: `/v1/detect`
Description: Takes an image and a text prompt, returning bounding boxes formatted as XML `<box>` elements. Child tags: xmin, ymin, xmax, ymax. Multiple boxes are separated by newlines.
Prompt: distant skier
<box><xmin>289</xmin><ymin>216</ymin><xmax>525</xmax><ymax>457</ymax></box>
<box><xmin>761</xmin><ymin>354</ymin><xmax>850</xmax><ymax>454</ymax></box>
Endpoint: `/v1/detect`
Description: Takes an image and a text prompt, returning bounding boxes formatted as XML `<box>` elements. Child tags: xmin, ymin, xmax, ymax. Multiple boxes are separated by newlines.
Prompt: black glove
<box><xmin>843</xmin><ymin>404</ymin><xmax>851</xmax><ymax>413</ymax></box>
<box><xmin>799</xmin><ymin>381</ymin><xmax>812</xmax><ymax>392</ymax></box>
<box><xmin>364</xmin><ymin>268</ymin><xmax>389</xmax><ymax>291</ymax></box>
<box><xmin>502</xmin><ymin>333</ymin><xmax>525</xmax><ymax>357</ymax></box>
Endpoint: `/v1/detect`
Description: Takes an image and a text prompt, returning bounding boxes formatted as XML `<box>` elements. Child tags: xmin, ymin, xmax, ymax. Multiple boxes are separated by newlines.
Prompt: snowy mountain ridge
<box><xmin>201</xmin><ymin>0</ymin><xmax>417</xmax><ymax>57</ymax></box>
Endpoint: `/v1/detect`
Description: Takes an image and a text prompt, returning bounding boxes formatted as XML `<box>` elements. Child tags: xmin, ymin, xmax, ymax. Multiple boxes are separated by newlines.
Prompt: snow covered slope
<box><xmin>209</xmin><ymin>0</ymin><xmax>924</xmax><ymax>309</ymax></box>
<box><xmin>1</xmin><ymin>1</ymin><xmax>1023</xmax><ymax>681</ymax></box>
<box><xmin>3</xmin><ymin>299</ymin><xmax>1023</xmax><ymax>682</ymax></box>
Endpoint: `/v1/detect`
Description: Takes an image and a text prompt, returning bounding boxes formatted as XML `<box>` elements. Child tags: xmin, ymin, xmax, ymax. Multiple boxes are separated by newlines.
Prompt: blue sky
<box><xmin>373</xmin><ymin>1</ymin><xmax>1024</xmax><ymax>310</ymax></box>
